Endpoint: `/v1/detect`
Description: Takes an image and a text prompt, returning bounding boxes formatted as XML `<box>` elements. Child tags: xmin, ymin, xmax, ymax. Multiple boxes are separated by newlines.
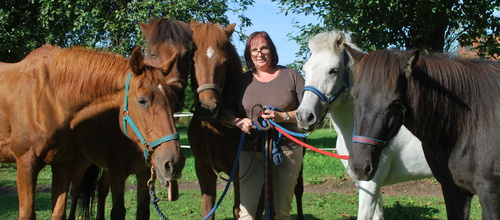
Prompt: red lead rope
<box><xmin>273</xmin><ymin>125</ymin><xmax>349</xmax><ymax>160</ymax></box>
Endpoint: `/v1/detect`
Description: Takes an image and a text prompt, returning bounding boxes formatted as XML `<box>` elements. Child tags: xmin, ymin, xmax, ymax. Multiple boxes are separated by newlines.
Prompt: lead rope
<box><xmin>261</xmin><ymin>122</ymin><xmax>273</xmax><ymax>220</ymax></box>
<box><xmin>147</xmin><ymin>166</ymin><xmax>169</xmax><ymax>220</ymax></box>
<box><xmin>202</xmin><ymin>132</ymin><xmax>245</xmax><ymax>220</ymax></box>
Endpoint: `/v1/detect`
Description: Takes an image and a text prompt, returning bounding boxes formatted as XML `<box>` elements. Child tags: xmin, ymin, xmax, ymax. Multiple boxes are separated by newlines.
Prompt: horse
<box><xmin>0</xmin><ymin>44</ymin><xmax>185</xmax><ymax>220</ymax></box>
<box><xmin>295</xmin><ymin>31</ymin><xmax>433</xmax><ymax>219</ymax></box>
<box><xmin>187</xmin><ymin>20</ymin><xmax>243</xmax><ymax>220</ymax></box>
<box><xmin>344</xmin><ymin>45</ymin><xmax>500</xmax><ymax>219</ymax></box>
<box><xmin>67</xmin><ymin>18</ymin><xmax>193</xmax><ymax>220</ymax></box>
<box><xmin>187</xmin><ymin>20</ymin><xmax>305</xmax><ymax>220</ymax></box>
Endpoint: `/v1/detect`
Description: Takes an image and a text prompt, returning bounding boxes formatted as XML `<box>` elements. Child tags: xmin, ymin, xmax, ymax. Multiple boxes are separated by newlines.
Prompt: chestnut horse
<box><xmin>67</xmin><ymin>18</ymin><xmax>192</xmax><ymax>220</ymax></box>
<box><xmin>187</xmin><ymin>20</ymin><xmax>243</xmax><ymax>220</ymax></box>
<box><xmin>0</xmin><ymin>45</ymin><xmax>185</xmax><ymax>220</ymax></box>
<box><xmin>345</xmin><ymin>46</ymin><xmax>500</xmax><ymax>219</ymax></box>
<box><xmin>187</xmin><ymin>20</ymin><xmax>305</xmax><ymax>220</ymax></box>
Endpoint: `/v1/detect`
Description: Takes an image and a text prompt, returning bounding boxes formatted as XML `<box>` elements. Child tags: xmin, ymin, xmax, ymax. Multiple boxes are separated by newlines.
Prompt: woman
<box><xmin>223</xmin><ymin>31</ymin><xmax>305</xmax><ymax>220</ymax></box>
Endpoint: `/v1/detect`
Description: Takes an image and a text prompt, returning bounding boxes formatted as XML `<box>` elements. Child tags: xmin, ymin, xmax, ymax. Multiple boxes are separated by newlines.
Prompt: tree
<box><xmin>274</xmin><ymin>0</ymin><xmax>499</xmax><ymax>67</ymax></box>
<box><xmin>0</xmin><ymin>0</ymin><xmax>254</xmax><ymax>62</ymax></box>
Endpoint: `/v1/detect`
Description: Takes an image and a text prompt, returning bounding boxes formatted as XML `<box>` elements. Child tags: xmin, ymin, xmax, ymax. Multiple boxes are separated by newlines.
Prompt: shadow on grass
<box><xmin>383</xmin><ymin>202</ymin><xmax>441</xmax><ymax>220</ymax></box>
<box><xmin>0</xmin><ymin>192</ymin><xmax>53</xmax><ymax>219</ymax></box>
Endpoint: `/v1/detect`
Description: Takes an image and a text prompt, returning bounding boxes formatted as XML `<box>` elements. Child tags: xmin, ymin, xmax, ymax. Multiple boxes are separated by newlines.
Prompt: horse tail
<box><xmin>78</xmin><ymin>163</ymin><xmax>101</xmax><ymax>219</ymax></box>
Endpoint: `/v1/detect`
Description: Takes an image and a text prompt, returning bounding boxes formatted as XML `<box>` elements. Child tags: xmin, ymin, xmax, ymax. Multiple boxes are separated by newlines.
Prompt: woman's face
<box><xmin>250</xmin><ymin>36</ymin><xmax>273</xmax><ymax>70</ymax></box>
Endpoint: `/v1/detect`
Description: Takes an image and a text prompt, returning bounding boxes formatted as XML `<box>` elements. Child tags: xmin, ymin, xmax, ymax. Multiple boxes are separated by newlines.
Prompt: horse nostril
<box><xmin>164</xmin><ymin>161</ymin><xmax>174</xmax><ymax>174</ymax></box>
<box><xmin>306</xmin><ymin>113</ymin><xmax>316</xmax><ymax>125</ymax></box>
<box><xmin>364</xmin><ymin>162</ymin><xmax>373</xmax><ymax>176</ymax></box>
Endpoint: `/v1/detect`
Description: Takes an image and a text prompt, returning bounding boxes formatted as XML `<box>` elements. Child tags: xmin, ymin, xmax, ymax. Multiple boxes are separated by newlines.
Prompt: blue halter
<box><xmin>122</xmin><ymin>72</ymin><xmax>180</xmax><ymax>164</ymax></box>
<box><xmin>302</xmin><ymin>49</ymin><xmax>351</xmax><ymax>106</ymax></box>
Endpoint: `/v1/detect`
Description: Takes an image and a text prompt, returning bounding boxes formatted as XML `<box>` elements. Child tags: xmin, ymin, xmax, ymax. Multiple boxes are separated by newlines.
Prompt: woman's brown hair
<box><xmin>244</xmin><ymin>31</ymin><xmax>279</xmax><ymax>71</ymax></box>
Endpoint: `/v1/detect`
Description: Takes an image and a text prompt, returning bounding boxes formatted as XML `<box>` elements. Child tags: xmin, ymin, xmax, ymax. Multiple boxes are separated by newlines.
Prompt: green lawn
<box><xmin>0</xmin><ymin>121</ymin><xmax>483</xmax><ymax>219</ymax></box>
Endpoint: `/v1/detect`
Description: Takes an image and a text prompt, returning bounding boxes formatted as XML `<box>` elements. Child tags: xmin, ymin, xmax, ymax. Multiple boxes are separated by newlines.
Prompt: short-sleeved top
<box><xmin>226</xmin><ymin>66</ymin><xmax>305</xmax><ymax>151</ymax></box>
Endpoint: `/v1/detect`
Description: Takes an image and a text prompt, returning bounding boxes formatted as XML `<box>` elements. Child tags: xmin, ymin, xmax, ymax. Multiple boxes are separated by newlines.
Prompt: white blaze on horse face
<box><xmin>206</xmin><ymin>47</ymin><xmax>215</xmax><ymax>59</ymax></box>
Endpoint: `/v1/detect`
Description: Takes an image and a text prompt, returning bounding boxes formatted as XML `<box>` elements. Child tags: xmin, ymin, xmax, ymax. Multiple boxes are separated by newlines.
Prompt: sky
<box><xmin>226</xmin><ymin>0</ymin><xmax>319</xmax><ymax>66</ymax></box>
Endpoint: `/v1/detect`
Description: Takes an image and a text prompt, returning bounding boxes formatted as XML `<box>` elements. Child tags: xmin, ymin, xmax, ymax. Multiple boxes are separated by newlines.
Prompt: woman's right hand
<box><xmin>234</xmin><ymin>117</ymin><xmax>253</xmax><ymax>134</ymax></box>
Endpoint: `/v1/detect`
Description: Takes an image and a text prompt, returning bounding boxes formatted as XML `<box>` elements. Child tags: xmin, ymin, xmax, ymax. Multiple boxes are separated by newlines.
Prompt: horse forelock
<box><xmin>306</xmin><ymin>31</ymin><xmax>359</xmax><ymax>82</ymax></box>
<box><xmin>49</xmin><ymin>47</ymin><xmax>130</xmax><ymax>100</ymax></box>
<box><xmin>308</xmin><ymin>30</ymin><xmax>355</xmax><ymax>54</ymax></box>
<box><xmin>191</xmin><ymin>22</ymin><xmax>228</xmax><ymax>50</ymax></box>
<box><xmin>147</xmin><ymin>19</ymin><xmax>193</xmax><ymax>49</ymax></box>
<box><xmin>355</xmin><ymin>49</ymin><xmax>403</xmax><ymax>92</ymax></box>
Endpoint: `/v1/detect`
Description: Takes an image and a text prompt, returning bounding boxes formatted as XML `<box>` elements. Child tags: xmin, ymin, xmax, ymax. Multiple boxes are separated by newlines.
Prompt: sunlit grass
<box><xmin>0</xmin><ymin>121</ymin><xmax>483</xmax><ymax>219</ymax></box>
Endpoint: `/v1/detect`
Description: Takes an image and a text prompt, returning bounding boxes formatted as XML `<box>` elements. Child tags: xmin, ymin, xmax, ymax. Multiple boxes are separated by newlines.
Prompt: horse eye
<box><xmin>138</xmin><ymin>97</ymin><xmax>149</xmax><ymax>106</ymax></box>
<box><xmin>329</xmin><ymin>68</ymin><xmax>338</xmax><ymax>74</ymax></box>
<box><xmin>151</xmin><ymin>54</ymin><xmax>157</xmax><ymax>58</ymax></box>
<box><xmin>390</xmin><ymin>100</ymin><xmax>402</xmax><ymax>110</ymax></box>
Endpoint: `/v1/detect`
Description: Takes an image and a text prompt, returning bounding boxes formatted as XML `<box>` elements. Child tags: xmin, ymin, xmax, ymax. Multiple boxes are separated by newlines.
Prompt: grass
<box><xmin>0</xmin><ymin>119</ymin><xmax>483</xmax><ymax>219</ymax></box>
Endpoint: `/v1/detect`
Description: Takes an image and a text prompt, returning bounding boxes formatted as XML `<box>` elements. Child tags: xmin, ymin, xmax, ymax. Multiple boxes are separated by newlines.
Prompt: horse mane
<box><xmin>357</xmin><ymin>49</ymin><xmax>500</xmax><ymax>141</ymax></box>
<box><xmin>411</xmin><ymin>54</ymin><xmax>499</xmax><ymax>129</ymax></box>
<box><xmin>146</xmin><ymin>18</ymin><xmax>193</xmax><ymax>48</ymax></box>
<box><xmin>49</xmin><ymin>47</ymin><xmax>130</xmax><ymax>100</ymax></box>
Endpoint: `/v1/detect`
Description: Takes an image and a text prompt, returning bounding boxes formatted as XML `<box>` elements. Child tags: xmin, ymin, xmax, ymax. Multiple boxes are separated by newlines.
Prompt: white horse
<box><xmin>296</xmin><ymin>31</ymin><xmax>433</xmax><ymax>220</ymax></box>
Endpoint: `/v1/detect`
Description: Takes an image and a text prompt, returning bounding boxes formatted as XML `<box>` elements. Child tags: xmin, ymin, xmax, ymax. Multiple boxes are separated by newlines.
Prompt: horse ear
<box><xmin>334</xmin><ymin>31</ymin><xmax>346</xmax><ymax>51</ymax></box>
<box><xmin>225</xmin><ymin>23</ymin><xmax>236</xmax><ymax>37</ymax></box>
<box><xmin>139</xmin><ymin>22</ymin><xmax>152</xmax><ymax>38</ymax></box>
<box><xmin>344</xmin><ymin>43</ymin><xmax>365</xmax><ymax>63</ymax></box>
<box><xmin>159</xmin><ymin>53</ymin><xmax>178</xmax><ymax>76</ymax></box>
<box><xmin>130</xmin><ymin>47</ymin><xmax>145</xmax><ymax>76</ymax></box>
<box><xmin>403</xmin><ymin>49</ymin><xmax>420</xmax><ymax>79</ymax></box>
<box><xmin>189</xmin><ymin>19</ymin><xmax>198</xmax><ymax>28</ymax></box>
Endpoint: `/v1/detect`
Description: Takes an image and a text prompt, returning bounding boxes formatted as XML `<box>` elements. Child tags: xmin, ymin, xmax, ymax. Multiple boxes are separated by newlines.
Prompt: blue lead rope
<box><xmin>201</xmin><ymin>132</ymin><xmax>245</xmax><ymax>220</ymax></box>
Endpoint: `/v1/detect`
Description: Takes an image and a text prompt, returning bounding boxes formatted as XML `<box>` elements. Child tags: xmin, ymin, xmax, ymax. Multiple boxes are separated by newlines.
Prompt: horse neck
<box><xmin>48</xmin><ymin>57</ymin><xmax>129</xmax><ymax>128</ymax></box>
<box><xmin>329</xmin><ymin>94</ymin><xmax>354</xmax><ymax>153</ymax></box>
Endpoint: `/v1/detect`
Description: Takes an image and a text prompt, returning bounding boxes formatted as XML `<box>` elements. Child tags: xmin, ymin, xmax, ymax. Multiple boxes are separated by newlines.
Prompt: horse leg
<box><xmin>441</xmin><ymin>183</ymin><xmax>472</xmax><ymax>220</ymax></box>
<box><xmin>195</xmin><ymin>161</ymin><xmax>217</xmax><ymax>220</ymax></box>
<box><xmin>96</xmin><ymin>172</ymin><xmax>110</xmax><ymax>220</ymax></box>
<box><xmin>16</xmin><ymin>154</ymin><xmax>43</xmax><ymax>220</ymax></box>
<box><xmin>233</xmin><ymin>174</ymin><xmax>241</xmax><ymax>219</ymax></box>
<box><xmin>135</xmin><ymin>169</ymin><xmax>151</xmax><ymax>220</ymax></box>
<box><xmin>67</xmin><ymin>157</ymin><xmax>92</xmax><ymax>220</ymax></box>
<box><xmin>51</xmin><ymin>161</ymin><xmax>78</xmax><ymax>220</ymax></box>
<box><xmin>108</xmin><ymin>170</ymin><xmax>128</xmax><ymax>220</ymax></box>
<box><xmin>356</xmin><ymin>181</ymin><xmax>382</xmax><ymax>220</ymax></box>
<box><xmin>294</xmin><ymin>165</ymin><xmax>305</xmax><ymax>220</ymax></box>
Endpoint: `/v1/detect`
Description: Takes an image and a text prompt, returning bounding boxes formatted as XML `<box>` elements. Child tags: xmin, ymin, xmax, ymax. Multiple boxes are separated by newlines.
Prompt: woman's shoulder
<box><xmin>278</xmin><ymin>66</ymin><xmax>303</xmax><ymax>79</ymax></box>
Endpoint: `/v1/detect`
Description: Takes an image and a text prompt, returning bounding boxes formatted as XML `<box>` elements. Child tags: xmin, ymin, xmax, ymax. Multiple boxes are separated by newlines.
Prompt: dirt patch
<box><xmin>0</xmin><ymin>178</ymin><xmax>442</xmax><ymax>198</ymax></box>
<box><xmin>175</xmin><ymin>177</ymin><xmax>443</xmax><ymax>198</ymax></box>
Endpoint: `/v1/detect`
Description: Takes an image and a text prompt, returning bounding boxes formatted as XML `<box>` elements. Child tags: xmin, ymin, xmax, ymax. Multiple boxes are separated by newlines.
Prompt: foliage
<box><xmin>0</xmin><ymin>0</ymin><xmax>254</xmax><ymax>62</ymax></box>
<box><xmin>274</xmin><ymin>0</ymin><xmax>499</xmax><ymax>69</ymax></box>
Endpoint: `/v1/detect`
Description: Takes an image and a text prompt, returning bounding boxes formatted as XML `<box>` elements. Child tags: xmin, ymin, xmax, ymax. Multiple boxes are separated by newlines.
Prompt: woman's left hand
<box><xmin>261</xmin><ymin>109</ymin><xmax>284</xmax><ymax>122</ymax></box>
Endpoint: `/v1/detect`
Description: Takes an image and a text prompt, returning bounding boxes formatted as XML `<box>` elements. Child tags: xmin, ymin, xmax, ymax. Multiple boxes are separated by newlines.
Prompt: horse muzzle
<box><xmin>154</xmin><ymin>148</ymin><xmax>186</xmax><ymax>186</ymax></box>
<box><xmin>348</xmin><ymin>143</ymin><xmax>382</xmax><ymax>181</ymax></box>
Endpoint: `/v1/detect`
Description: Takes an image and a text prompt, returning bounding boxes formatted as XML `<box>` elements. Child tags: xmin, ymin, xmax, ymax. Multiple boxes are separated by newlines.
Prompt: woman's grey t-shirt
<box><xmin>228</xmin><ymin>66</ymin><xmax>305</xmax><ymax>151</ymax></box>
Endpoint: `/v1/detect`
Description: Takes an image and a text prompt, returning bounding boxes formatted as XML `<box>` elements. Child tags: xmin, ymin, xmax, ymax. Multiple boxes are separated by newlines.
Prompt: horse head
<box><xmin>140</xmin><ymin>19</ymin><xmax>193</xmax><ymax>112</ymax></box>
<box><xmin>189</xmin><ymin>20</ymin><xmax>236</xmax><ymax>118</ymax></box>
<box><xmin>121</xmin><ymin>47</ymin><xmax>186</xmax><ymax>185</ymax></box>
<box><xmin>296</xmin><ymin>31</ymin><xmax>357</xmax><ymax>132</ymax></box>
<box><xmin>346</xmin><ymin>46</ymin><xmax>417</xmax><ymax>181</ymax></box>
